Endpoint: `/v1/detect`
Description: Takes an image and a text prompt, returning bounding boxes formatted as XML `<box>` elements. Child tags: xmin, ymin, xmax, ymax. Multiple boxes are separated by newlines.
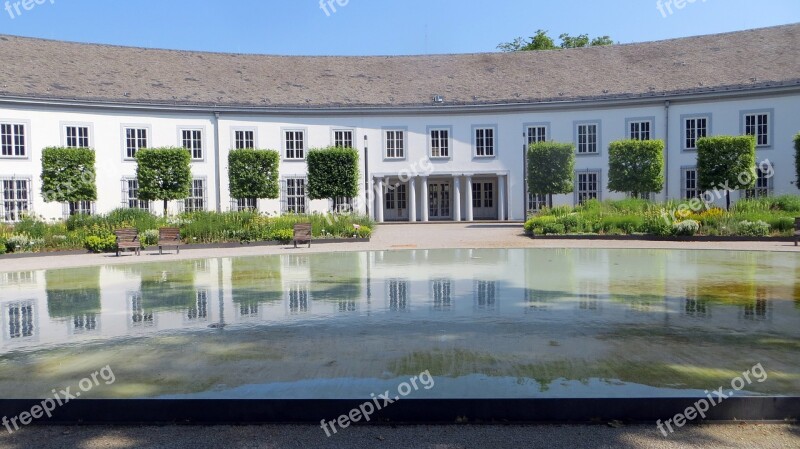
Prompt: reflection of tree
<box><xmin>309</xmin><ymin>253</ymin><xmax>362</xmax><ymax>302</ymax></box>
<box><xmin>231</xmin><ymin>257</ymin><xmax>283</xmax><ymax>311</ymax></box>
<box><xmin>46</xmin><ymin>266</ymin><xmax>101</xmax><ymax>319</ymax></box>
<box><xmin>135</xmin><ymin>262</ymin><xmax>197</xmax><ymax>312</ymax></box>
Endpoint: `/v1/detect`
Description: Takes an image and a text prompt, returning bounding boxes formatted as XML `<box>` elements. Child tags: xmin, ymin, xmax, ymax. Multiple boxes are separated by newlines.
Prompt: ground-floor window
<box><xmin>122</xmin><ymin>179</ymin><xmax>149</xmax><ymax>211</ymax></box>
<box><xmin>474</xmin><ymin>280</ymin><xmax>497</xmax><ymax>311</ymax></box>
<box><xmin>1</xmin><ymin>178</ymin><xmax>31</xmax><ymax>222</ymax></box>
<box><xmin>130</xmin><ymin>293</ymin><xmax>154</xmax><ymax>327</ymax></box>
<box><xmin>681</xmin><ymin>168</ymin><xmax>699</xmax><ymax>200</ymax></box>
<box><xmin>288</xmin><ymin>283</ymin><xmax>309</xmax><ymax>314</ymax></box>
<box><xmin>527</xmin><ymin>192</ymin><xmax>547</xmax><ymax>213</ymax></box>
<box><xmin>6</xmin><ymin>301</ymin><xmax>35</xmax><ymax>339</ymax></box>
<box><xmin>187</xmin><ymin>290</ymin><xmax>209</xmax><ymax>321</ymax></box>
<box><xmin>576</xmin><ymin>171</ymin><xmax>600</xmax><ymax>205</ymax></box>
<box><xmin>332</xmin><ymin>196</ymin><xmax>354</xmax><ymax>213</ymax></box>
<box><xmin>743</xmin><ymin>165</ymin><xmax>773</xmax><ymax>199</ymax></box>
<box><xmin>71</xmin><ymin>314</ymin><xmax>98</xmax><ymax>333</ymax></box>
<box><xmin>184</xmin><ymin>179</ymin><xmax>207</xmax><ymax>213</ymax></box>
<box><xmin>387</xmin><ymin>280</ymin><xmax>409</xmax><ymax>312</ymax></box>
<box><xmin>385</xmin><ymin>184</ymin><xmax>407</xmax><ymax>211</ymax></box>
<box><xmin>283</xmin><ymin>178</ymin><xmax>307</xmax><ymax>214</ymax></box>
<box><xmin>431</xmin><ymin>279</ymin><xmax>452</xmax><ymax>311</ymax></box>
<box><xmin>68</xmin><ymin>200</ymin><xmax>94</xmax><ymax>216</ymax></box>
<box><xmin>235</xmin><ymin>197</ymin><xmax>258</xmax><ymax>212</ymax></box>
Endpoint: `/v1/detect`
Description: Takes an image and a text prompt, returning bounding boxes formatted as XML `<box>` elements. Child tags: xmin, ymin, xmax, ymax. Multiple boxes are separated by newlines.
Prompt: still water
<box><xmin>0</xmin><ymin>249</ymin><xmax>798</xmax><ymax>399</ymax></box>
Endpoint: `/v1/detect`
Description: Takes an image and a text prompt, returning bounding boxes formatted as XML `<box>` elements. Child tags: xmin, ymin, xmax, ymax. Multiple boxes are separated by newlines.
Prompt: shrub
<box><xmin>527</xmin><ymin>142</ymin><xmax>575</xmax><ymax>207</ymax></box>
<box><xmin>673</xmin><ymin>220</ymin><xmax>700</xmax><ymax>236</ymax></box>
<box><xmin>600</xmin><ymin>215</ymin><xmax>644</xmax><ymax>234</ymax></box>
<box><xmin>607</xmin><ymin>139</ymin><xmax>664</xmax><ymax>198</ymax></box>
<box><xmin>524</xmin><ymin>216</ymin><xmax>557</xmax><ymax>235</ymax></box>
<box><xmin>696</xmin><ymin>136</ymin><xmax>756</xmax><ymax>209</ymax></box>
<box><xmin>643</xmin><ymin>213</ymin><xmax>672</xmax><ymax>236</ymax></box>
<box><xmin>355</xmin><ymin>225</ymin><xmax>372</xmax><ymax>239</ymax></box>
<box><xmin>40</xmin><ymin>147</ymin><xmax>97</xmax><ymax>204</ymax></box>
<box><xmin>228</xmin><ymin>149</ymin><xmax>281</xmax><ymax>201</ymax></box>
<box><xmin>105</xmin><ymin>208</ymin><xmax>161</xmax><ymax>231</ymax></box>
<box><xmin>307</xmin><ymin>147</ymin><xmax>360</xmax><ymax>200</ymax></box>
<box><xmin>736</xmin><ymin>220</ymin><xmax>770</xmax><ymax>237</ymax></box>
<box><xmin>773</xmin><ymin>195</ymin><xmax>800</xmax><ymax>213</ymax></box>
<box><xmin>140</xmin><ymin>229</ymin><xmax>159</xmax><ymax>246</ymax></box>
<box><xmin>556</xmin><ymin>214</ymin><xmax>580</xmax><ymax>233</ymax></box>
<box><xmin>269</xmin><ymin>229</ymin><xmax>295</xmax><ymax>242</ymax></box>
<box><xmin>13</xmin><ymin>216</ymin><xmax>48</xmax><ymax>239</ymax></box>
<box><xmin>541</xmin><ymin>222</ymin><xmax>566</xmax><ymax>235</ymax></box>
<box><xmin>0</xmin><ymin>237</ymin><xmax>6</xmax><ymax>255</ymax></box>
<box><xmin>766</xmin><ymin>217</ymin><xmax>795</xmax><ymax>233</ymax></box>
<box><xmin>84</xmin><ymin>235</ymin><xmax>117</xmax><ymax>253</ymax></box>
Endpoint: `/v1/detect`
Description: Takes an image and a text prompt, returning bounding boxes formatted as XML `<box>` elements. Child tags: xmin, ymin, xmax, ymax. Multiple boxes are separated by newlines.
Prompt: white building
<box><xmin>1</xmin><ymin>24</ymin><xmax>799</xmax><ymax>223</ymax></box>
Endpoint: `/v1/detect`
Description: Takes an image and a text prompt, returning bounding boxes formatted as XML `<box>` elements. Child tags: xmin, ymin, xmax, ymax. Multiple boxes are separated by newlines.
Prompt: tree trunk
<box><xmin>548</xmin><ymin>194</ymin><xmax>553</xmax><ymax>209</ymax></box>
<box><xmin>726</xmin><ymin>191</ymin><xmax>731</xmax><ymax>211</ymax></box>
<box><xmin>163</xmin><ymin>199</ymin><xmax>168</xmax><ymax>217</ymax></box>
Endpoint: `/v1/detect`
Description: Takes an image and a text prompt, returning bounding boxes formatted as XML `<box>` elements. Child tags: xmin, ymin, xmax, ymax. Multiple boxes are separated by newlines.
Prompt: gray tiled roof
<box><xmin>1</xmin><ymin>24</ymin><xmax>799</xmax><ymax>109</ymax></box>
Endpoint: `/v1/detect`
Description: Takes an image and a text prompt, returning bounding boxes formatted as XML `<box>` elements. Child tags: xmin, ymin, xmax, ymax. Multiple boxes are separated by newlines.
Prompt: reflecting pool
<box><xmin>0</xmin><ymin>249</ymin><xmax>798</xmax><ymax>399</ymax></box>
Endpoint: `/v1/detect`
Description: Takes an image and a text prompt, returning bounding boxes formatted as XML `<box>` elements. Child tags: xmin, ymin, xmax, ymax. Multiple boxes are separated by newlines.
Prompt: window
<box><xmin>234</xmin><ymin>130</ymin><xmax>255</xmax><ymax>149</ymax></box>
<box><xmin>236</xmin><ymin>198</ymin><xmax>258</xmax><ymax>212</ymax></box>
<box><xmin>184</xmin><ymin>179</ymin><xmax>206</xmax><ymax>212</ymax></box>
<box><xmin>332</xmin><ymin>197</ymin><xmax>354</xmax><ymax>213</ymax></box>
<box><xmin>333</xmin><ymin>129</ymin><xmax>354</xmax><ymax>148</ymax></box>
<box><xmin>387</xmin><ymin>280</ymin><xmax>409</xmax><ymax>312</ymax></box>
<box><xmin>1</xmin><ymin>178</ymin><xmax>31</xmax><ymax>222</ymax></box>
<box><xmin>743</xmin><ymin>113</ymin><xmax>770</xmax><ymax>147</ymax></box>
<box><xmin>472</xmin><ymin>183</ymin><xmax>482</xmax><ymax>208</ymax></box>
<box><xmin>72</xmin><ymin>314</ymin><xmax>98</xmax><ymax>332</ymax></box>
<box><xmin>65</xmin><ymin>125</ymin><xmax>90</xmax><ymax>148</ymax></box>
<box><xmin>182</xmin><ymin>129</ymin><xmax>203</xmax><ymax>160</ymax></box>
<box><xmin>576</xmin><ymin>171</ymin><xmax>600</xmax><ymax>204</ymax></box>
<box><xmin>1</xmin><ymin>123</ymin><xmax>26</xmax><ymax>157</ymax></box>
<box><xmin>429</xmin><ymin>128</ymin><xmax>450</xmax><ymax>158</ymax></box>
<box><xmin>576</xmin><ymin>123</ymin><xmax>599</xmax><ymax>154</ymax></box>
<box><xmin>432</xmin><ymin>279</ymin><xmax>452</xmax><ymax>311</ymax></box>
<box><xmin>681</xmin><ymin>168</ymin><xmax>699</xmax><ymax>200</ymax></box>
<box><xmin>385</xmin><ymin>184</ymin><xmax>407</xmax><ymax>210</ymax></box>
<box><xmin>68</xmin><ymin>201</ymin><xmax>93</xmax><ymax>216</ymax></box>
<box><xmin>187</xmin><ymin>290</ymin><xmax>208</xmax><ymax>321</ymax></box>
<box><xmin>124</xmin><ymin>127</ymin><xmax>148</xmax><ymax>159</ymax></box>
<box><xmin>122</xmin><ymin>179</ymin><xmax>149</xmax><ymax>211</ymax></box>
<box><xmin>482</xmin><ymin>182</ymin><xmax>494</xmax><ymax>208</ymax></box>
<box><xmin>527</xmin><ymin>125</ymin><xmax>547</xmax><ymax>145</ymax></box>
<box><xmin>130</xmin><ymin>293</ymin><xmax>153</xmax><ymax>326</ymax></box>
<box><xmin>285</xmin><ymin>178</ymin><xmax>307</xmax><ymax>214</ymax></box>
<box><xmin>385</xmin><ymin>130</ymin><xmax>405</xmax><ymax>159</ymax></box>
<box><xmin>628</xmin><ymin>120</ymin><xmax>651</xmax><ymax>141</ymax></box>
<box><xmin>743</xmin><ymin>165</ymin><xmax>773</xmax><ymax>199</ymax></box>
<box><xmin>288</xmin><ymin>283</ymin><xmax>309</xmax><ymax>314</ymax></box>
<box><xmin>7</xmin><ymin>302</ymin><xmax>34</xmax><ymax>339</ymax></box>
<box><xmin>684</xmin><ymin>116</ymin><xmax>708</xmax><ymax>150</ymax></box>
<box><xmin>528</xmin><ymin>193</ymin><xmax>547</xmax><ymax>212</ymax></box>
<box><xmin>474</xmin><ymin>127</ymin><xmax>495</xmax><ymax>157</ymax></box>
<box><xmin>284</xmin><ymin>130</ymin><xmax>305</xmax><ymax>159</ymax></box>
<box><xmin>475</xmin><ymin>281</ymin><xmax>497</xmax><ymax>310</ymax></box>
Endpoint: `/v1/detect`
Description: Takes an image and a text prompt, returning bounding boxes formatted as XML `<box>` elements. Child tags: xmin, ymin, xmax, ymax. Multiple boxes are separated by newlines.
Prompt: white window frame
<box><xmin>575</xmin><ymin>170</ymin><xmax>601</xmax><ymax>205</ymax></box>
<box><xmin>0</xmin><ymin>120</ymin><xmax>30</xmax><ymax>159</ymax></box>
<box><xmin>179</xmin><ymin>127</ymin><xmax>205</xmax><ymax>161</ymax></box>
<box><xmin>231</xmin><ymin>127</ymin><xmax>257</xmax><ymax>150</ymax></box>
<box><xmin>61</xmin><ymin>122</ymin><xmax>93</xmax><ymax>148</ymax></box>
<box><xmin>183</xmin><ymin>178</ymin><xmax>207</xmax><ymax>213</ymax></box>
<box><xmin>332</xmin><ymin>196</ymin><xmax>354</xmax><ymax>214</ymax></box>
<box><xmin>681</xmin><ymin>167</ymin><xmax>699</xmax><ymax>200</ymax></box>
<box><xmin>4</xmin><ymin>301</ymin><xmax>36</xmax><ymax>340</ymax></box>
<box><xmin>332</xmin><ymin>128</ymin><xmax>355</xmax><ymax>149</ymax></box>
<box><xmin>740</xmin><ymin>110</ymin><xmax>773</xmax><ymax>148</ymax></box>
<box><xmin>283</xmin><ymin>177</ymin><xmax>308</xmax><ymax>214</ymax></box>
<box><xmin>234</xmin><ymin>197</ymin><xmax>258</xmax><ymax>212</ymax></box>
<box><xmin>383</xmin><ymin>128</ymin><xmax>406</xmax><ymax>160</ymax></box>
<box><xmin>282</xmin><ymin>128</ymin><xmax>307</xmax><ymax>160</ymax></box>
<box><xmin>742</xmin><ymin>164</ymin><xmax>774</xmax><ymax>199</ymax></box>
<box><xmin>681</xmin><ymin>114</ymin><xmax>711</xmax><ymax>151</ymax></box>
<box><xmin>121</xmin><ymin>177</ymin><xmax>150</xmax><ymax>211</ymax></box>
<box><xmin>625</xmin><ymin>117</ymin><xmax>654</xmax><ymax>141</ymax></box>
<box><xmin>525</xmin><ymin>123</ymin><xmax>549</xmax><ymax>145</ymax></box>
<box><xmin>64</xmin><ymin>200</ymin><xmax>95</xmax><ymax>219</ymax></box>
<box><xmin>527</xmin><ymin>193</ymin><xmax>547</xmax><ymax>213</ymax></box>
<box><xmin>386</xmin><ymin>279</ymin><xmax>410</xmax><ymax>312</ymax></box>
<box><xmin>574</xmin><ymin>121</ymin><xmax>600</xmax><ymax>155</ymax></box>
<box><xmin>121</xmin><ymin>125</ymin><xmax>150</xmax><ymax>161</ymax></box>
<box><xmin>1</xmin><ymin>177</ymin><xmax>32</xmax><ymax>222</ymax></box>
<box><xmin>427</xmin><ymin>126</ymin><xmax>452</xmax><ymax>159</ymax></box>
<box><xmin>473</xmin><ymin>125</ymin><xmax>497</xmax><ymax>158</ymax></box>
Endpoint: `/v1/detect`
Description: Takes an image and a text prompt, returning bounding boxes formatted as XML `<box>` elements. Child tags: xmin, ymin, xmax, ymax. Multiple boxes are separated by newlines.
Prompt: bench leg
<box><xmin>159</xmin><ymin>246</ymin><xmax>163</xmax><ymax>255</ymax></box>
<box><xmin>177</xmin><ymin>246</ymin><xmax>180</xmax><ymax>255</ymax></box>
<box><xmin>294</xmin><ymin>240</ymin><xmax>298</xmax><ymax>248</ymax></box>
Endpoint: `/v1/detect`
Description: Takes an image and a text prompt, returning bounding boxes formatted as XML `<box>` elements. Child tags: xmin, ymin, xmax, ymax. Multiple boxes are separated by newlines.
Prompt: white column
<box><xmin>367</xmin><ymin>178</ymin><xmax>374</xmax><ymax>220</ymax></box>
<box><xmin>420</xmin><ymin>177</ymin><xmax>429</xmax><ymax>222</ymax></box>
<box><xmin>465</xmin><ymin>175</ymin><xmax>473</xmax><ymax>222</ymax></box>
<box><xmin>498</xmin><ymin>175</ymin><xmax>506</xmax><ymax>222</ymax></box>
<box><xmin>453</xmin><ymin>177</ymin><xmax>462</xmax><ymax>222</ymax></box>
<box><xmin>376</xmin><ymin>178</ymin><xmax>384</xmax><ymax>223</ymax></box>
<box><xmin>408</xmin><ymin>177</ymin><xmax>417</xmax><ymax>223</ymax></box>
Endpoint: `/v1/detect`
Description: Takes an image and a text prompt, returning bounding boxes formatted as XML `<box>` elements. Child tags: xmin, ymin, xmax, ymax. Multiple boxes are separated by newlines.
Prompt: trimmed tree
<box><xmin>135</xmin><ymin>147</ymin><xmax>192</xmax><ymax>216</ymax></box>
<box><xmin>794</xmin><ymin>133</ymin><xmax>800</xmax><ymax>190</ymax></box>
<box><xmin>607</xmin><ymin>139</ymin><xmax>665</xmax><ymax>199</ymax></box>
<box><xmin>40</xmin><ymin>147</ymin><xmax>97</xmax><ymax>212</ymax></box>
<box><xmin>306</xmin><ymin>146</ymin><xmax>359</xmax><ymax>205</ymax></box>
<box><xmin>527</xmin><ymin>142</ymin><xmax>575</xmax><ymax>209</ymax></box>
<box><xmin>228</xmin><ymin>149</ymin><xmax>280</xmax><ymax>205</ymax></box>
<box><xmin>696</xmin><ymin>136</ymin><xmax>756</xmax><ymax>210</ymax></box>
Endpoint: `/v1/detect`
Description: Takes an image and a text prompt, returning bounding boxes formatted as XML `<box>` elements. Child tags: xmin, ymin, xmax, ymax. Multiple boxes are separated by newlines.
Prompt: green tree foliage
<box><xmin>608</xmin><ymin>139</ymin><xmax>665</xmax><ymax>198</ymax></box>
<box><xmin>306</xmin><ymin>146</ymin><xmax>360</xmax><ymax>200</ymax></box>
<box><xmin>794</xmin><ymin>133</ymin><xmax>800</xmax><ymax>190</ymax></box>
<box><xmin>40</xmin><ymin>147</ymin><xmax>97</xmax><ymax>203</ymax></box>
<box><xmin>696</xmin><ymin>136</ymin><xmax>756</xmax><ymax>210</ymax></box>
<box><xmin>228</xmin><ymin>149</ymin><xmax>280</xmax><ymax>200</ymax></box>
<box><xmin>135</xmin><ymin>147</ymin><xmax>192</xmax><ymax>216</ymax></box>
<box><xmin>499</xmin><ymin>30</ymin><xmax>613</xmax><ymax>52</ymax></box>
<box><xmin>527</xmin><ymin>142</ymin><xmax>575</xmax><ymax>208</ymax></box>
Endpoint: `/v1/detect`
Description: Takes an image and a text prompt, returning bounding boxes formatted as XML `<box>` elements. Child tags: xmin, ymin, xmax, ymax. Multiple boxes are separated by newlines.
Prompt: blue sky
<box><xmin>1</xmin><ymin>0</ymin><xmax>799</xmax><ymax>55</ymax></box>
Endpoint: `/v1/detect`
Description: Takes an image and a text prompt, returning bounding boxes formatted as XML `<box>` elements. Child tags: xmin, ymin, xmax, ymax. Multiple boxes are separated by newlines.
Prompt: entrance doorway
<box><xmin>472</xmin><ymin>179</ymin><xmax>498</xmax><ymax>220</ymax></box>
<box><xmin>428</xmin><ymin>182</ymin><xmax>451</xmax><ymax>220</ymax></box>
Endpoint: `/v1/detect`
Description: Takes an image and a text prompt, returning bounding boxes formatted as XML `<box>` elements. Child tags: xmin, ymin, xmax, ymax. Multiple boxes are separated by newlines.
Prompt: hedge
<box><xmin>696</xmin><ymin>136</ymin><xmax>756</xmax><ymax>209</ymax></box>
<box><xmin>527</xmin><ymin>142</ymin><xmax>575</xmax><ymax>207</ymax></box>
<box><xmin>228</xmin><ymin>149</ymin><xmax>280</xmax><ymax>200</ymax></box>
<box><xmin>607</xmin><ymin>139</ymin><xmax>664</xmax><ymax>198</ymax></box>
<box><xmin>307</xmin><ymin>146</ymin><xmax>360</xmax><ymax>200</ymax></box>
<box><xmin>136</xmin><ymin>147</ymin><xmax>192</xmax><ymax>215</ymax></box>
<box><xmin>40</xmin><ymin>147</ymin><xmax>97</xmax><ymax>203</ymax></box>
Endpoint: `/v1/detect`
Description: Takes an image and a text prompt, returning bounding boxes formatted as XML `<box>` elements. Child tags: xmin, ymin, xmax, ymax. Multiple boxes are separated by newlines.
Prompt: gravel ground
<box><xmin>0</xmin><ymin>423</ymin><xmax>798</xmax><ymax>449</ymax></box>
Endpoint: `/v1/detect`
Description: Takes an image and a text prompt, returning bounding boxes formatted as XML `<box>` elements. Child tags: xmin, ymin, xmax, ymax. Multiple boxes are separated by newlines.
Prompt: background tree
<box><xmin>306</xmin><ymin>146</ymin><xmax>359</xmax><ymax>203</ymax></box>
<box><xmin>794</xmin><ymin>133</ymin><xmax>800</xmax><ymax>190</ymax></box>
<box><xmin>135</xmin><ymin>147</ymin><xmax>192</xmax><ymax>216</ymax></box>
<box><xmin>228</xmin><ymin>149</ymin><xmax>280</xmax><ymax>203</ymax></box>
<box><xmin>527</xmin><ymin>142</ymin><xmax>575</xmax><ymax>208</ymax></box>
<box><xmin>499</xmin><ymin>30</ymin><xmax>613</xmax><ymax>52</ymax></box>
<box><xmin>608</xmin><ymin>139</ymin><xmax>665</xmax><ymax>199</ymax></box>
<box><xmin>696</xmin><ymin>136</ymin><xmax>756</xmax><ymax>210</ymax></box>
<box><xmin>41</xmin><ymin>147</ymin><xmax>97</xmax><ymax>213</ymax></box>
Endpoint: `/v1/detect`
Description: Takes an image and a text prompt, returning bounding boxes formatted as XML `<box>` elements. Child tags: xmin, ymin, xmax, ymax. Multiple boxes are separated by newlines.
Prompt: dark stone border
<box><xmin>0</xmin><ymin>238</ymin><xmax>370</xmax><ymax>260</ymax></box>
<box><xmin>528</xmin><ymin>234</ymin><xmax>797</xmax><ymax>243</ymax></box>
<box><xmin>0</xmin><ymin>397</ymin><xmax>797</xmax><ymax>425</ymax></box>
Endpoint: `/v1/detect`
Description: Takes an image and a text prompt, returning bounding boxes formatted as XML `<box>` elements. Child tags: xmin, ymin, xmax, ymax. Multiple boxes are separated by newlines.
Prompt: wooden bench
<box><xmin>158</xmin><ymin>227</ymin><xmax>185</xmax><ymax>255</ymax></box>
<box><xmin>115</xmin><ymin>228</ymin><xmax>140</xmax><ymax>256</ymax></box>
<box><xmin>293</xmin><ymin>223</ymin><xmax>312</xmax><ymax>248</ymax></box>
<box><xmin>794</xmin><ymin>218</ymin><xmax>800</xmax><ymax>247</ymax></box>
